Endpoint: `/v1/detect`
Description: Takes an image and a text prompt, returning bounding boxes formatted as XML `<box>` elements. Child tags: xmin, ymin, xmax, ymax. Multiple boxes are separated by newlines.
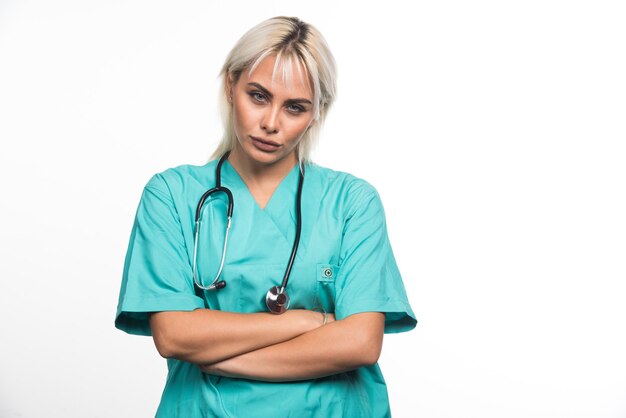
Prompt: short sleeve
<box><xmin>334</xmin><ymin>186</ymin><xmax>417</xmax><ymax>334</ymax></box>
<box><xmin>115</xmin><ymin>174</ymin><xmax>205</xmax><ymax>336</ymax></box>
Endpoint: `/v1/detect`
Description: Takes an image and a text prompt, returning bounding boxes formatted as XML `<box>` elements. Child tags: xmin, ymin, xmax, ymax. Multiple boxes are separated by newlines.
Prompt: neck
<box><xmin>227</xmin><ymin>145</ymin><xmax>298</xmax><ymax>187</ymax></box>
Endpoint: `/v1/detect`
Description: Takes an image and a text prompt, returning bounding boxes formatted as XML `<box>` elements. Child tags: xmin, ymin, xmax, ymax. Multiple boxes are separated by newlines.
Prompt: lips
<box><xmin>251</xmin><ymin>136</ymin><xmax>280</xmax><ymax>146</ymax></box>
<box><xmin>250</xmin><ymin>136</ymin><xmax>281</xmax><ymax>152</ymax></box>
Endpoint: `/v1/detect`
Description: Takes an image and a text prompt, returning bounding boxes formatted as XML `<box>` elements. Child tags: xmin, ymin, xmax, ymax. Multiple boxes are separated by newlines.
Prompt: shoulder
<box><xmin>143</xmin><ymin>161</ymin><xmax>218</xmax><ymax>199</ymax></box>
<box><xmin>307</xmin><ymin>163</ymin><xmax>382</xmax><ymax>215</ymax></box>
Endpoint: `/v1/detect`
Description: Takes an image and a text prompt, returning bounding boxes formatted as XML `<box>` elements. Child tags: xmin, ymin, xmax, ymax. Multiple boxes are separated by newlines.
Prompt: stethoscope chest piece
<box><xmin>266</xmin><ymin>286</ymin><xmax>290</xmax><ymax>314</ymax></box>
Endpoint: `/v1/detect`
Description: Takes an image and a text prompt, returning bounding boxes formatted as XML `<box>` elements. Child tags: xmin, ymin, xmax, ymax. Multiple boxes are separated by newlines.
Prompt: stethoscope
<box><xmin>192</xmin><ymin>151</ymin><xmax>304</xmax><ymax>314</ymax></box>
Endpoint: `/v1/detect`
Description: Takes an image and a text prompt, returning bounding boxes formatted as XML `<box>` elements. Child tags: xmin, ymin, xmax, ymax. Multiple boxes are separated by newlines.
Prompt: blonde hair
<box><xmin>210</xmin><ymin>16</ymin><xmax>337</xmax><ymax>163</ymax></box>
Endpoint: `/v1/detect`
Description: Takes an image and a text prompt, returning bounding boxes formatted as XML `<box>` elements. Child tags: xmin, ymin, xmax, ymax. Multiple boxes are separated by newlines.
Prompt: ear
<box><xmin>225</xmin><ymin>72</ymin><xmax>234</xmax><ymax>104</ymax></box>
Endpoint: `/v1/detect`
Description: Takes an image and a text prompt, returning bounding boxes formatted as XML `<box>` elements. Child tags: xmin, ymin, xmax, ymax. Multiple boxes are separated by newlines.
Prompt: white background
<box><xmin>1</xmin><ymin>1</ymin><xmax>625</xmax><ymax>417</ymax></box>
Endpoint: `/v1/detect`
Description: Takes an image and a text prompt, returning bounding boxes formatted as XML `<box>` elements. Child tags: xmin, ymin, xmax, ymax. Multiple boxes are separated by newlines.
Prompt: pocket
<box><xmin>316</xmin><ymin>263</ymin><xmax>338</xmax><ymax>313</ymax></box>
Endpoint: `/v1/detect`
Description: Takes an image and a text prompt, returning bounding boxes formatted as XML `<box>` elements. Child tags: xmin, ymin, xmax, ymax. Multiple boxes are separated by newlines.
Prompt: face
<box><xmin>227</xmin><ymin>54</ymin><xmax>315</xmax><ymax>167</ymax></box>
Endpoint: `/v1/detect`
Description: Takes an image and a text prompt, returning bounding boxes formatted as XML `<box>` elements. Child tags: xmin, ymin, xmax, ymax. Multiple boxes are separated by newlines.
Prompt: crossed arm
<box><xmin>149</xmin><ymin>309</ymin><xmax>385</xmax><ymax>382</ymax></box>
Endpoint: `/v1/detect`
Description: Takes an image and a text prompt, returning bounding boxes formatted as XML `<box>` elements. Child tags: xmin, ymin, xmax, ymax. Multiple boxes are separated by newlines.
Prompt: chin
<box><xmin>243</xmin><ymin>147</ymin><xmax>280</xmax><ymax>165</ymax></box>
<box><xmin>245</xmin><ymin>144</ymin><xmax>294</xmax><ymax>165</ymax></box>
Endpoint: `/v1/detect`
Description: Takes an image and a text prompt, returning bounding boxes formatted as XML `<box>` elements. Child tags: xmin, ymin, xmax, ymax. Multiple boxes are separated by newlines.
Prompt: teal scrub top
<box><xmin>115</xmin><ymin>159</ymin><xmax>417</xmax><ymax>418</ymax></box>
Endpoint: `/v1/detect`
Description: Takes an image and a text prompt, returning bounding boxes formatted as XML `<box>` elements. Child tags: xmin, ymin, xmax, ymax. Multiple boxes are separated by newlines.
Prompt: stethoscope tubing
<box><xmin>193</xmin><ymin>151</ymin><xmax>304</xmax><ymax>307</ymax></box>
<box><xmin>192</xmin><ymin>153</ymin><xmax>234</xmax><ymax>291</ymax></box>
<box><xmin>280</xmin><ymin>163</ymin><xmax>304</xmax><ymax>291</ymax></box>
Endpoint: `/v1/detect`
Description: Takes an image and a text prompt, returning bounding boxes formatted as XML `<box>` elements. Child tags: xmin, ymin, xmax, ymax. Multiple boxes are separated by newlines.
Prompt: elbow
<box><xmin>361</xmin><ymin>339</ymin><xmax>383</xmax><ymax>367</ymax></box>
<box><xmin>154</xmin><ymin>340</ymin><xmax>176</xmax><ymax>359</ymax></box>
<box><xmin>152</xmin><ymin>326</ymin><xmax>179</xmax><ymax>359</ymax></box>
<box><xmin>149</xmin><ymin>312</ymin><xmax>188</xmax><ymax>360</ymax></box>
<box><xmin>356</xmin><ymin>332</ymin><xmax>383</xmax><ymax>367</ymax></box>
<box><xmin>362</xmin><ymin>351</ymin><xmax>381</xmax><ymax>367</ymax></box>
<box><xmin>149</xmin><ymin>310</ymin><xmax>220</xmax><ymax>363</ymax></box>
<box><xmin>342</xmin><ymin>312</ymin><xmax>385</xmax><ymax>368</ymax></box>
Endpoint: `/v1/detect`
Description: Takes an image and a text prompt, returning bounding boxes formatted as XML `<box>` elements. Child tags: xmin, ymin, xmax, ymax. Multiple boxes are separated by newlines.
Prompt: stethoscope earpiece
<box><xmin>213</xmin><ymin>280</ymin><xmax>227</xmax><ymax>290</ymax></box>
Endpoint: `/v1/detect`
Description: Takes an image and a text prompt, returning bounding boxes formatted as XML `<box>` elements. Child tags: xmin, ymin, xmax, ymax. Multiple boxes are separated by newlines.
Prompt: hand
<box><xmin>198</xmin><ymin>363</ymin><xmax>216</xmax><ymax>375</ymax></box>
<box><xmin>198</xmin><ymin>361</ymin><xmax>231</xmax><ymax>377</ymax></box>
<box><xmin>303</xmin><ymin>309</ymin><xmax>336</xmax><ymax>328</ymax></box>
<box><xmin>198</xmin><ymin>356</ymin><xmax>242</xmax><ymax>379</ymax></box>
<box><xmin>281</xmin><ymin>309</ymin><xmax>335</xmax><ymax>332</ymax></box>
<box><xmin>323</xmin><ymin>312</ymin><xmax>336</xmax><ymax>325</ymax></box>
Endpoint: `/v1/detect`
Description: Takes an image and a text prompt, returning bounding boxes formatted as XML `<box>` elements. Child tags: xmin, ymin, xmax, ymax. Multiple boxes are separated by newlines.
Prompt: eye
<box><xmin>286</xmin><ymin>104</ymin><xmax>306</xmax><ymax>114</ymax></box>
<box><xmin>248</xmin><ymin>91</ymin><xmax>267</xmax><ymax>103</ymax></box>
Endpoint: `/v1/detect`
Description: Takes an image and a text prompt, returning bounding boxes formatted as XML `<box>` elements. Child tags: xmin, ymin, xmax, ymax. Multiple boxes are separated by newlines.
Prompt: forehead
<box><xmin>244</xmin><ymin>54</ymin><xmax>313</xmax><ymax>99</ymax></box>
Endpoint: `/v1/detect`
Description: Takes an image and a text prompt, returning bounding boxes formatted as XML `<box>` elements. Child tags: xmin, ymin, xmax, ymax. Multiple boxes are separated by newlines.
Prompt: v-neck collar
<box><xmin>207</xmin><ymin>159</ymin><xmax>324</xmax><ymax>264</ymax></box>
<box><xmin>221</xmin><ymin>159</ymin><xmax>301</xmax><ymax>212</ymax></box>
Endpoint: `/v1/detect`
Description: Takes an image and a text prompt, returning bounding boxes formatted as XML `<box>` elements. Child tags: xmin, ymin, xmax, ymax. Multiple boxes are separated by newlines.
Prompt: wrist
<box><xmin>283</xmin><ymin>309</ymin><xmax>320</xmax><ymax>333</ymax></box>
<box><xmin>311</xmin><ymin>307</ymin><xmax>327</xmax><ymax>327</ymax></box>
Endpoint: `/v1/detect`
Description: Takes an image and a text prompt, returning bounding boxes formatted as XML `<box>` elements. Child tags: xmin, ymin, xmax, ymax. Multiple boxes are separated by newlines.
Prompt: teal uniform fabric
<box><xmin>115</xmin><ymin>159</ymin><xmax>417</xmax><ymax>417</ymax></box>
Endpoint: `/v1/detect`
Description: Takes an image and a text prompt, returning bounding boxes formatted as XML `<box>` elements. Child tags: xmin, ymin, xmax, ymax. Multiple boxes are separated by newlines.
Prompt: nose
<box><xmin>261</xmin><ymin>104</ymin><xmax>280</xmax><ymax>134</ymax></box>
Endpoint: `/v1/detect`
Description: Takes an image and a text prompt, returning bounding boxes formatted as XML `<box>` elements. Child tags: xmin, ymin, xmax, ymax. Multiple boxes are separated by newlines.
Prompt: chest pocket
<box><xmin>316</xmin><ymin>264</ymin><xmax>338</xmax><ymax>313</ymax></box>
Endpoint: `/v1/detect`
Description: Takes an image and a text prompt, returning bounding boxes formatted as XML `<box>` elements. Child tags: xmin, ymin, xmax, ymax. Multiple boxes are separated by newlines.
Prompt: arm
<box><xmin>149</xmin><ymin>308</ymin><xmax>334</xmax><ymax>364</ymax></box>
<box><xmin>198</xmin><ymin>312</ymin><xmax>385</xmax><ymax>382</ymax></box>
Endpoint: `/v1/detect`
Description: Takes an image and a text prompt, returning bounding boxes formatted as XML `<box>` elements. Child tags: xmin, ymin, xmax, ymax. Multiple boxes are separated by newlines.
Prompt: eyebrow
<box><xmin>247</xmin><ymin>82</ymin><xmax>313</xmax><ymax>105</ymax></box>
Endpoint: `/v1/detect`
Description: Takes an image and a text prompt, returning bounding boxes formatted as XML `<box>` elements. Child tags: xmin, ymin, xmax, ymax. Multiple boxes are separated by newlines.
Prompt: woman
<box><xmin>115</xmin><ymin>16</ymin><xmax>416</xmax><ymax>417</ymax></box>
